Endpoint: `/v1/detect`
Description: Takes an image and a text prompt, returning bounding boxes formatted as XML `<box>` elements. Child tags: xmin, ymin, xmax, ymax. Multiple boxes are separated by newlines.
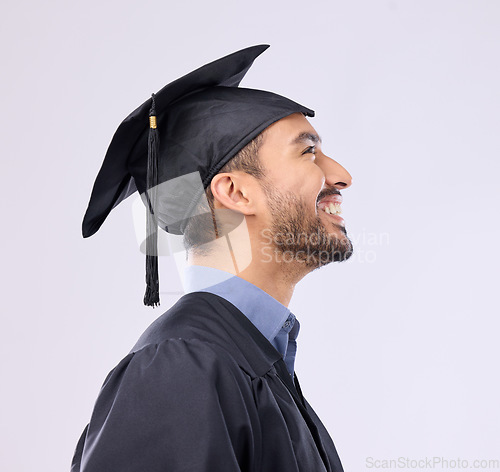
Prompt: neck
<box><xmin>187</xmin><ymin>232</ymin><xmax>309</xmax><ymax>307</ymax></box>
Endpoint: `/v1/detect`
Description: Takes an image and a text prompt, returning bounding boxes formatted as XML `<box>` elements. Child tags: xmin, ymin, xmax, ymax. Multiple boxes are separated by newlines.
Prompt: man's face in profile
<box><xmin>256</xmin><ymin>113</ymin><xmax>354</xmax><ymax>269</ymax></box>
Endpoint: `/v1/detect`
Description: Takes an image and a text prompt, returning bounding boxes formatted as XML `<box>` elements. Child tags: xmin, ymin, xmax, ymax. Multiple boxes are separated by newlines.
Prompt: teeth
<box><xmin>322</xmin><ymin>202</ymin><xmax>342</xmax><ymax>216</ymax></box>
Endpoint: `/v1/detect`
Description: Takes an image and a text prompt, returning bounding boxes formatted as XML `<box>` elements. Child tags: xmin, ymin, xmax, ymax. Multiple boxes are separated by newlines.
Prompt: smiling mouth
<box><xmin>317</xmin><ymin>195</ymin><xmax>345</xmax><ymax>225</ymax></box>
<box><xmin>321</xmin><ymin>202</ymin><xmax>342</xmax><ymax>216</ymax></box>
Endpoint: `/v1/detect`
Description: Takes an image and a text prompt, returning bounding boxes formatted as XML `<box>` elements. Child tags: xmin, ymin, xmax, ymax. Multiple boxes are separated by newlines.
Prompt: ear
<box><xmin>210</xmin><ymin>171</ymin><xmax>258</xmax><ymax>215</ymax></box>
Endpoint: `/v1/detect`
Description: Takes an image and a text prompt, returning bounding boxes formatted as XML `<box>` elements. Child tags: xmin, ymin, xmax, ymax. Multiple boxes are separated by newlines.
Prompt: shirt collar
<box><xmin>183</xmin><ymin>265</ymin><xmax>292</xmax><ymax>342</ymax></box>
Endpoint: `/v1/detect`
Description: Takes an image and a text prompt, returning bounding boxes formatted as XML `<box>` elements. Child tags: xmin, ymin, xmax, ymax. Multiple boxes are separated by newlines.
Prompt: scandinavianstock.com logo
<box><xmin>365</xmin><ymin>456</ymin><xmax>499</xmax><ymax>469</ymax></box>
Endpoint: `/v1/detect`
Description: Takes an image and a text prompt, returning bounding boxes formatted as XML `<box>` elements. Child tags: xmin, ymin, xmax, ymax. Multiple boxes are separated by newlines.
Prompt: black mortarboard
<box><xmin>82</xmin><ymin>44</ymin><xmax>315</xmax><ymax>306</ymax></box>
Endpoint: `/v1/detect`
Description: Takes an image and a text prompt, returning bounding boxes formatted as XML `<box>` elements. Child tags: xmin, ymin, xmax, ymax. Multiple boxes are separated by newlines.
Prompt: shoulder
<box><xmin>126</xmin><ymin>291</ymin><xmax>279</xmax><ymax>381</ymax></box>
<box><xmin>98</xmin><ymin>338</ymin><xmax>252</xmax><ymax>413</ymax></box>
<box><xmin>125</xmin><ymin>337</ymin><xmax>242</xmax><ymax>380</ymax></box>
<box><xmin>131</xmin><ymin>291</ymin><xmax>245</xmax><ymax>353</ymax></box>
<box><xmin>81</xmin><ymin>338</ymin><xmax>260</xmax><ymax>472</ymax></box>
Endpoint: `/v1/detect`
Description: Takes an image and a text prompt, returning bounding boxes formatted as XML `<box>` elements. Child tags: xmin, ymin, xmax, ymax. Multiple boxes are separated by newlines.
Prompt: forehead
<box><xmin>263</xmin><ymin>112</ymin><xmax>320</xmax><ymax>146</ymax></box>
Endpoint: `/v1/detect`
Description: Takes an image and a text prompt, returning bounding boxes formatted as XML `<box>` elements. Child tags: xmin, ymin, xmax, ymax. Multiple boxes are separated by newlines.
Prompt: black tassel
<box><xmin>144</xmin><ymin>93</ymin><xmax>160</xmax><ymax>307</ymax></box>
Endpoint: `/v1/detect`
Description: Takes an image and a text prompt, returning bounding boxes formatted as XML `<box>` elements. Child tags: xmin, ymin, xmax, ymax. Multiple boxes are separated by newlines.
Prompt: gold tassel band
<box><xmin>149</xmin><ymin>116</ymin><xmax>157</xmax><ymax>129</ymax></box>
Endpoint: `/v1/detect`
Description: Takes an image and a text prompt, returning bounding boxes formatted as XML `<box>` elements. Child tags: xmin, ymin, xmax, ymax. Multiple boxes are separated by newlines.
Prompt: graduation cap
<box><xmin>82</xmin><ymin>44</ymin><xmax>315</xmax><ymax>307</ymax></box>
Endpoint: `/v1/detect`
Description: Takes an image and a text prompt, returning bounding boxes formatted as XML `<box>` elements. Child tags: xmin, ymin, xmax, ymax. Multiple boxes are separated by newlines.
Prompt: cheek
<box><xmin>292</xmin><ymin>162</ymin><xmax>325</xmax><ymax>188</ymax></box>
<box><xmin>266</xmin><ymin>162</ymin><xmax>325</xmax><ymax>200</ymax></box>
<box><xmin>300</xmin><ymin>165</ymin><xmax>325</xmax><ymax>195</ymax></box>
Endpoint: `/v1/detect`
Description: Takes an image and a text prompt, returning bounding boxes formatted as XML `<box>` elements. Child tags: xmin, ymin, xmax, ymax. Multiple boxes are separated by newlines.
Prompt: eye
<box><xmin>302</xmin><ymin>146</ymin><xmax>316</xmax><ymax>156</ymax></box>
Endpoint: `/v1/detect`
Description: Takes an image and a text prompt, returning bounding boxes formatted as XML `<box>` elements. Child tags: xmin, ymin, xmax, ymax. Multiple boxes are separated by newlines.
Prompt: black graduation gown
<box><xmin>71</xmin><ymin>292</ymin><xmax>344</xmax><ymax>472</ymax></box>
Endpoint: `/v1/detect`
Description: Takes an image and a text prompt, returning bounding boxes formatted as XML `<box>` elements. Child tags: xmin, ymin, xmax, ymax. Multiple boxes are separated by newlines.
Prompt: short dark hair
<box><xmin>183</xmin><ymin>132</ymin><xmax>266</xmax><ymax>254</ymax></box>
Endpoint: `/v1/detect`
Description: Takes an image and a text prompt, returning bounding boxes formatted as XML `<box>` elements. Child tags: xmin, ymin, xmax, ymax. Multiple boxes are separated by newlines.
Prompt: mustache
<box><xmin>316</xmin><ymin>187</ymin><xmax>342</xmax><ymax>205</ymax></box>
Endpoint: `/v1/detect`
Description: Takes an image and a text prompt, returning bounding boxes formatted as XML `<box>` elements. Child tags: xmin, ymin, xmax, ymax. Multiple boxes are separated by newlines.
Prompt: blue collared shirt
<box><xmin>183</xmin><ymin>265</ymin><xmax>300</xmax><ymax>375</ymax></box>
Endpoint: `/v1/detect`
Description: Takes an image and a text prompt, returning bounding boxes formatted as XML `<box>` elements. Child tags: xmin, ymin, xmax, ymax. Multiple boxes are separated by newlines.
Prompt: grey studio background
<box><xmin>1</xmin><ymin>1</ymin><xmax>499</xmax><ymax>471</ymax></box>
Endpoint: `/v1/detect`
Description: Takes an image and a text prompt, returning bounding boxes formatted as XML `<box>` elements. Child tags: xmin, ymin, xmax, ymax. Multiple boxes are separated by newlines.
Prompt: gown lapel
<box><xmin>73</xmin><ymin>291</ymin><xmax>341</xmax><ymax>472</ymax></box>
<box><xmin>196</xmin><ymin>292</ymin><xmax>336</xmax><ymax>472</ymax></box>
<box><xmin>273</xmin><ymin>358</ymin><xmax>332</xmax><ymax>472</ymax></box>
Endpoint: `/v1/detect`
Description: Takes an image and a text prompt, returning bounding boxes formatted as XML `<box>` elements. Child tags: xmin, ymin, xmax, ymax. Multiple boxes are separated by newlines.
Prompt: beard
<box><xmin>261</xmin><ymin>181</ymin><xmax>353</xmax><ymax>269</ymax></box>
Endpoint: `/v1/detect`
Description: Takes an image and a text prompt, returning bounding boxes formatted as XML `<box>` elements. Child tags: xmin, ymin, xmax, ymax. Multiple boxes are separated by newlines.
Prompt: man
<box><xmin>72</xmin><ymin>44</ymin><xmax>352</xmax><ymax>472</ymax></box>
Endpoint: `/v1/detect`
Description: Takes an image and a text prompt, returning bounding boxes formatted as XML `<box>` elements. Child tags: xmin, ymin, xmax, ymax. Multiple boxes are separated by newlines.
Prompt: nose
<box><xmin>317</xmin><ymin>153</ymin><xmax>352</xmax><ymax>190</ymax></box>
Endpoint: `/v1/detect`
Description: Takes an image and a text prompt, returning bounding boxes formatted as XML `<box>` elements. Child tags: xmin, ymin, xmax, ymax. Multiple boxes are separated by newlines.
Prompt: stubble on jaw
<box><xmin>259</xmin><ymin>182</ymin><xmax>354</xmax><ymax>272</ymax></box>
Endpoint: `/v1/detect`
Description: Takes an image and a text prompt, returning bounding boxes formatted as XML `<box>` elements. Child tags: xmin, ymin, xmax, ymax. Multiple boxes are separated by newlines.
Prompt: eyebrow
<box><xmin>291</xmin><ymin>132</ymin><xmax>322</xmax><ymax>146</ymax></box>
